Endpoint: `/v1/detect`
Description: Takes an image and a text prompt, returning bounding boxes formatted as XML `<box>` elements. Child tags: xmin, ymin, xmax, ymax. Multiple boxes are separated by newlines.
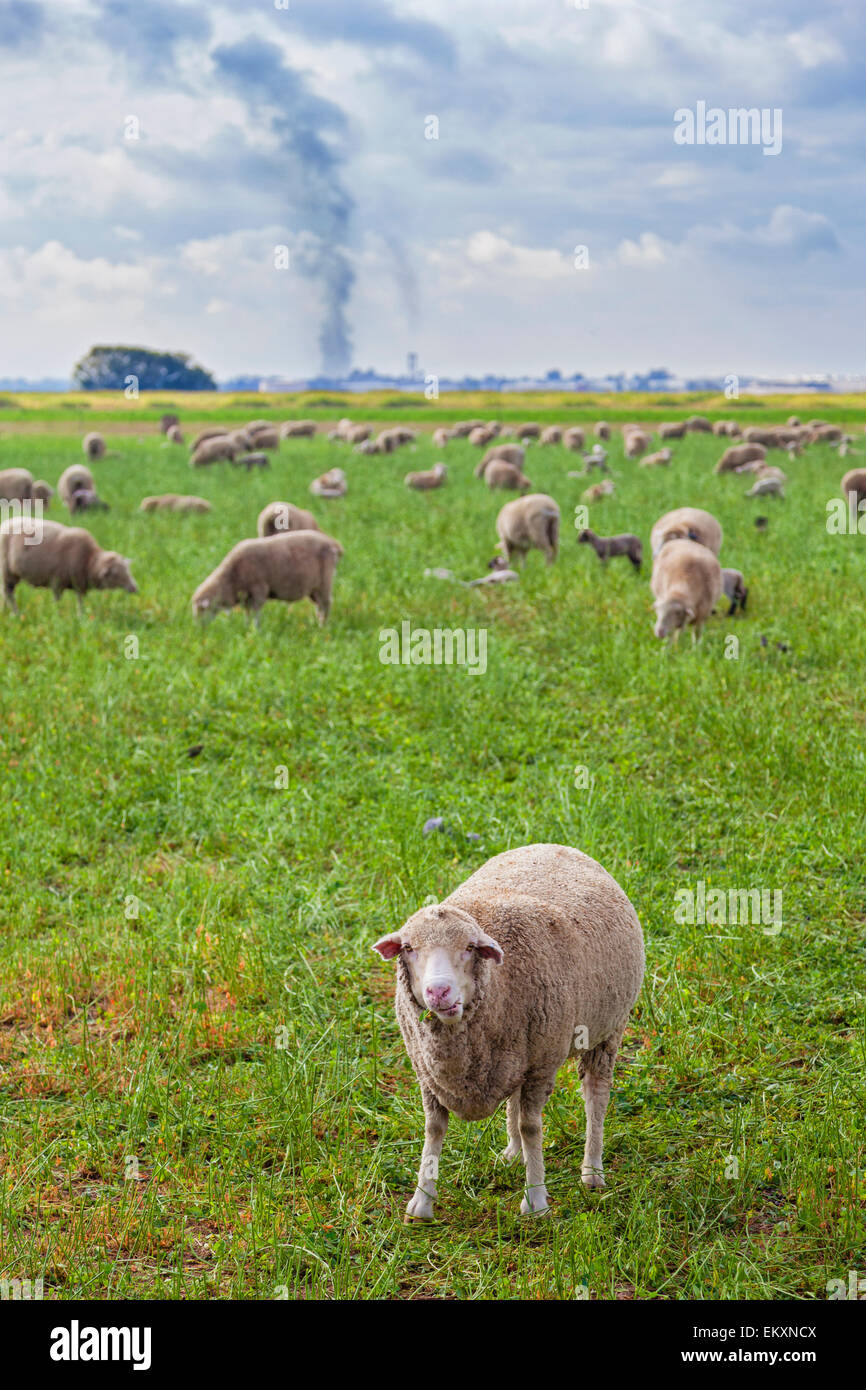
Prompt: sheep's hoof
<box><xmin>405</xmin><ymin>1193</ymin><xmax>436</xmax><ymax>1222</ymax></box>
<box><xmin>520</xmin><ymin>1196</ymin><xmax>551</xmax><ymax>1217</ymax></box>
<box><xmin>499</xmin><ymin>1143</ymin><xmax>523</xmax><ymax>1164</ymax></box>
<box><xmin>581</xmin><ymin>1170</ymin><xmax>605</xmax><ymax>1190</ymax></box>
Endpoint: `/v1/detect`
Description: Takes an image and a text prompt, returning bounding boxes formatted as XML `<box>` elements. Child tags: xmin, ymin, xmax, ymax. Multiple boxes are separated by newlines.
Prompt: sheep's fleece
<box><xmin>374</xmin><ymin>844</ymin><xmax>644</xmax><ymax>1219</ymax></box>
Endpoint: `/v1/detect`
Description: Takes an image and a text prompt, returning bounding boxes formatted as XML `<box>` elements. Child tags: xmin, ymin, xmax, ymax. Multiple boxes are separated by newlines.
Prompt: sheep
<box><xmin>281</xmin><ymin>420</ymin><xmax>317</xmax><ymax>439</ymax></box>
<box><xmin>191</xmin><ymin>530</ymin><xmax>342</xmax><ymax>628</ymax></box>
<box><xmin>594</xmin><ymin>422</ymin><xmax>611</xmax><ymax>440</ymax></box>
<box><xmin>405</xmin><ymin>463</ymin><xmax>447</xmax><ymax>491</ymax></box>
<box><xmin>787</xmin><ymin>416</ymin><xmax>801</xmax><ymax>427</ymax></box>
<box><xmin>581</xmin><ymin>480</ymin><xmax>615</xmax><ymax>502</ymax></box>
<box><xmin>449</xmin><ymin>422</ymin><xmax>475</xmax><ymax>438</ymax></box>
<box><xmin>0</xmin><ymin>468</ymin><xmax>39</xmax><ymax>504</ymax></box>
<box><xmin>432</xmin><ymin>427</ymin><xmax>452</xmax><ymax>449</ymax></box>
<box><xmin>720</xmin><ymin>567</ymin><xmax>748</xmax><ymax>616</ymax></box>
<box><xmin>158</xmin><ymin>413</ymin><xmax>180</xmax><ymax>434</ymax></box>
<box><xmin>841</xmin><ymin>468</ymin><xmax>866</xmax><ymax>510</ymax></box>
<box><xmin>32</xmin><ymin>480</ymin><xmax>53</xmax><ymax>505</ymax></box>
<box><xmin>712</xmin><ymin>420</ymin><xmax>741</xmax><ymax>437</ymax></box>
<box><xmin>82</xmin><ymin>431</ymin><xmax>106</xmax><ymax>461</ymax></box>
<box><xmin>347</xmin><ymin>424</ymin><xmax>371</xmax><ymax>444</ymax></box>
<box><xmin>650</xmin><ymin>507</ymin><xmax>722</xmax><ymax>558</ymax></box>
<box><xmin>165</xmin><ymin>425</ymin><xmax>184</xmax><ymax>446</ymax></box>
<box><xmin>484</xmin><ymin>461</ymin><xmax>532</xmax><ymax>492</ymax></box>
<box><xmin>624</xmin><ymin>430</ymin><xmax>650</xmax><ymax>459</ymax></box>
<box><xmin>539</xmin><ymin>426</ymin><xmax>562</xmax><ymax>445</ymax></box>
<box><xmin>651</xmin><ymin>538</ymin><xmax>722</xmax><ymax>643</ymax></box>
<box><xmin>755</xmin><ymin>464</ymin><xmax>787</xmax><ymax>484</ymax></box>
<box><xmin>486</xmin><ymin>421</ymin><xmax>502</xmax><ymax>436</ymax></box>
<box><xmin>233</xmin><ymin>452</ymin><xmax>270</xmax><ymax>471</ymax></box>
<box><xmin>247</xmin><ymin>426</ymin><xmax>280</xmax><ymax>451</ymax></box>
<box><xmin>716</xmin><ymin>443</ymin><xmax>766</xmax><ymax>474</ymax></box>
<box><xmin>191</xmin><ymin>436</ymin><xmax>236</xmax><ymax>467</ymax></box>
<box><xmin>685</xmin><ymin>415</ymin><xmax>712</xmax><ymax>433</ymax></box>
<box><xmin>309</xmin><ymin>468</ymin><xmax>347</xmax><ymax>499</ymax></box>
<box><xmin>68</xmin><ymin>489</ymin><xmax>110</xmax><ymax>515</ymax></box>
<box><xmin>745</xmin><ymin>476</ymin><xmax>785</xmax><ymax>499</ymax></box>
<box><xmin>257</xmin><ymin>501</ymin><xmax>320</xmax><ymax>536</ymax></box>
<box><xmin>140</xmin><ymin>494</ymin><xmax>212</xmax><ymax>514</ymax></box>
<box><xmin>372</xmin><ymin>843</ymin><xmax>644</xmax><ymax>1217</ymax></box>
<box><xmin>516</xmin><ymin>423</ymin><xmax>540</xmax><ymax>439</ymax></box>
<box><xmin>0</xmin><ymin>518</ymin><xmax>137</xmax><ymax>614</ymax></box>
<box><xmin>227</xmin><ymin>428</ymin><xmax>255</xmax><ymax>454</ymax></box>
<box><xmin>659</xmin><ymin>421</ymin><xmax>687</xmax><ymax>440</ymax></box>
<box><xmin>563</xmin><ymin>427</ymin><xmax>585</xmax><ymax>452</ymax></box>
<box><xmin>469</xmin><ymin>427</ymin><xmax>495</xmax><ymax>447</ymax></box>
<box><xmin>810</xmin><ymin>424</ymin><xmax>844</xmax><ymax>444</ymax></box>
<box><xmin>467</xmin><ymin>560</ymin><xmax>520</xmax><ymax>586</ymax></box>
<box><xmin>742</xmin><ymin>427</ymin><xmax>787</xmax><ymax>448</ymax></box>
<box><xmin>496</xmin><ymin>494</ymin><xmax>560</xmax><ymax>566</ymax></box>
<box><xmin>373</xmin><ymin>429</ymin><xmax>399</xmax><ymax>454</ymax></box>
<box><xmin>57</xmin><ymin>465</ymin><xmax>104</xmax><ymax>515</ymax></box>
<box><xmin>639</xmin><ymin>448</ymin><xmax>672</xmax><ymax>468</ymax></box>
<box><xmin>191</xmin><ymin>428</ymin><xmax>230</xmax><ymax>452</ymax></box>
<box><xmin>475</xmin><ymin>444</ymin><xmax>525</xmax><ymax>477</ymax></box>
<box><xmin>580</xmin><ymin>447</ymin><xmax>608</xmax><ymax>473</ymax></box>
<box><xmin>577</xmin><ymin>529</ymin><xmax>642</xmax><ymax>570</ymax></box>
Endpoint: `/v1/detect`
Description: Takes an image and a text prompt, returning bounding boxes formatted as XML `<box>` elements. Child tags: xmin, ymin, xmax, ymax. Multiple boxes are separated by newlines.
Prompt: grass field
<box><xmin>1</xmin><ymin>404</ymin><xmax>864</xmax><ymax>1301</ymax></box>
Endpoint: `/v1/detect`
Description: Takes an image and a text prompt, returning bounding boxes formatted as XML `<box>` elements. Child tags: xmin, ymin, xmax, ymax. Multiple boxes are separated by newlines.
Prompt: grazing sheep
<box><xmin>405</xmin><ymin>463</ymin><xmax>447</xmax><ymax>491</ymax></box>
<box><xmin>346</xmin><ymin>424</ymin><xmax>371</xmax><ymax>445</ymax></box>
<box><xmin>373</xmin><ymin>429</ymin><xmax>400</xmax><ymax>454</ymax></box>
<box><xmin>624</xmin><ymin>430</ymin><xmax>650</xmax><ymax>459</ymax></box>
<box><xmin>580</xmin><ymin>447</ymin><xmax>608</xmax><ymax>473</ymax></box>
<box><xmin>469</xmin><ymin>427</ymin><xmax>495</xmax><ymax>447</ymax></box>
<box><xmin>594</xmin><ymin>422</ymin><xmax>611</xmax><ymax>440</ymax></box>
<box><xmin>58</xmin><ymin>465</ymin><xmax>102</xmax><ymax>515</ymax></box>
<box><xmin>247</xmin><ymin>426</ymin><xmax>280</xmax><ymax>451</ymax></box>
<box><xmin>685</xmin><ymin>415</ymin><xmax>712</xmax><ymax>433</ymax></box>
<box><xmin>650</xmin><ymin>507</ymin><xmax>722</xmax><ymax>557</ymax></box>
<box><xmin>651</xmin><ymin>538</ymin><xmax>722</xmax><ymax>643</ymax></box>
<box><xmin>720</xmin><ymin>567</ymin><xmax>748</xmax><ymax>616</ymax></box>
<box><xmin>191</xmin><ymin>436</ymin><xmax>236</xmax><ymax>467</ymax></box>
<box><xmin>742</xmin><ymin>427</ymin><xmax>788</xmax><ymax>449</ymax></box>
<box><xmin>140</xmin><ymin>494</ymin><xmax>212</xmax><ymax>514</ymax></box>
<box><xmin>372</xmin><ymin>843</ymin><xmax>645</xmax><ymax>1217</ymax></box>
<box><xmin>233</xmin><ymin>452</ymin><xmax>270</xmax><ymax>471</ymax></box>
<box><xmin>639</xmin><ymin>448</ymin><xmax>672</xmax><ymax>468</ymax></box>
<box><xmin>280</xmin><ymin>420</ymin><xmax>317</xmax><ymax>439</ymax></box>
<box><xmin>164</xmin><ymin>425</ymin><xmax>184</xmax><ymax>446</ymax></box>
<box><xmin>0</xmin><ymin>468</ymin><xmax>40</xmax><ymax>504</ymax></box>
<box><xmin>191</xmin><ymin>530</ymin><xmax>342</xmax><ymax>628</ymax></box>
<box><xmin>82</xmin><ymin>432</ymin><xmax>106</xmax><ymax>461</ymax></box>
<box><xmin>432</xmin><ymin>427</ymin><xmax>452</xmax><ymax>449</ymax></box>
<box><xmin>712</xmin><ymin>420</ymin><xmax>741</xmax><ymax>437</ymax></box>
<box><xmin>577</xmin><ymin>530</ymin><xmax>642</xmax><ymax>570</ymax></box>
<box><xmin>257</xmin><ymin>501</ymin><xmax>320</xmax><ymax>536</ymax></box>
<box><xmin>475</xmin><ymin>444</ymin><xmax>525</xmax><ymax>477</ymax></box>
<box><xmin>540</xmin><ymin>426</ymin><xmax>562</xmax><ymax>445</ymax></box>
<box><xmin>485</xmin><ymin>461</ymin><xmax>532</xmax><ymax>492</ymax></box>
<box><xmin>227</xmin><ymin>429</ymin><xmax>255</xmax><ymax>454</ymax></box>
<box><xmin>68</xmin><ymin>489</ymin><xmax>109</xmax><ymax>515</ymax></box>
<box><xmin>810</xmin><ymin>424</ymin><xmax>844</xmax><ymax>444</ymax></box>
<box><xmin>32</xmin><ymin>480</ymin><xmax>53</xmax><ymax>505</ymax></box>
<box><xmin>841</xmin><ymin>468</ymin><xmax>866</xmax><ymax>510</ymax></box>
<box><xmin>309</xmin><ymin>468</ymin><xmax>347</xmax><ymax>499</ymax></box>
<box><xmin>787</xmin><ymin>416</ymin><xmax>801</xmax><ymax>427</ymax></box>
<box><xmin>158</xmin><ymin>413</ymin><xmax>180</xmax><ymax>434</ymax></box>
<box><xmin>563</xmin><ymin>427</ymin><xmax>585</xmax><ymax>452</ymax></box>
<box><xmin>191</xmin><ymin>428</ymin><xmax>229</xmax><ymax>452</ymax></box>
<box><xmin>0</xmin><ymin>518</ymin><xmax>137</xmax><ymax>614</ymax></box>
<box><xmin>581</xmin><ymin>480</ymin><xmax>615</xmax><ymax>502</ymax></box>
<box><xmin>449</xmin><ymin>422</ymin><xmax>475</xmax><ymax>438</ymax></box>
<box><xmin>659</xmin><ymin>422</ymin><xmax>687</xmax><ymax>440</ymax></box>
<box><xmin>496</xmin><ymin>494</ymin><xmax>560</xmax><ymax>566</ymax></box>
<box><xmin>716</xmin><ymin>443</ymin><xmax>767</xmax><ymax>474</ymax></box>
<box><xmin>486</xmin><ymin>421</ymin><xmax>502</xmax><ymax>436</ymax></box>
<box><xmin>755</xmin><ymin>464</ymin><xmax>787</xmax><ymax>484</ymax></box>
<box><xmin>745</xmin><ymin>476</ymin><xmax>785</xmax><ymax>499</ymax></box>
<box><xmin>517</xmin><ymin>423</ymin><xmax>540</xmax><ymax>439</ymax></box>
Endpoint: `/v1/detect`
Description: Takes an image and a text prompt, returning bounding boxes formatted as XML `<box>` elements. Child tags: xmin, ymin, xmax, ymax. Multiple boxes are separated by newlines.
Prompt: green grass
<box><xmin>0</xmin><ymin>421</ymin><xmax>864</xmax><ymax>1300</ymax></box>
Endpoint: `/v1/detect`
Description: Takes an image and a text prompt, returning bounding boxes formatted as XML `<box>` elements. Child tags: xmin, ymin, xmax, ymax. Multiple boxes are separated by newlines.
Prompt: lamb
<box><xmin>581</xmin><ymin>480</ymin><xmax>615</xmax><ymax>502</ymax></box>
<box><xmin>57</xmin><ymin>465</ymin><xmax>106</xmax><ymax>515</ymax></box>
<box><xmin>233</xmin><ymin>452</ymin><xmax>270</xmax><ymax>471</ymax></box>
<box><xmin>745</xmin><ymin>476</ymin><xmax>785</xmax><ymax>499</ymax></box>
<box><xmin>82</xmin><ymin>432</ymin><xmax>106</xmax><ymax>461</ymax></box>
<box><xmin>405</xmin><ymin>463</ymin><xmax>447</xmax><ymax>490</ymax></box>
<box><xmin>539</xmin><ymin>426</ymin><xmax>562</xmax><ymax>445</ymax></box>
<box><xmin>140</xmin><ymin>494</ymin><xmax>212</xmax><ymax>514</ymax></box>
<box><xmin>159</xmin><ymin>413</ymin><xmax>180</xmax><ymax>434</ymax></box>
<box><xmin>191</xmin><ymin>436</ymin><xmax>236</xmax><ymax>467</ymax></box>
<box><xmin>281</xmin><ymin>420</ymin><xmax>317</xmax><ymax>439</ymax></box>
<box><xmin>562</xmin><ymin>427</ymin><xmax>585</xmax><ymax>452</ymax></box>
<box><xmin>372</xmin><ymin>843</ymin><xmax>644</xmax><ymax>1217</ymax></box>
<box><xmin>577</xmin><ymin>529</ymin><xmax>642</xmax><ymax>570</ymax></box>
<box><xmin>68</xmin><ymin>489</ymin><xmax>110</xmax><ymax>515</ymax></box>
<box><xmin>650</xmin><ymin>506</ymin><xmax>723</xmax><ymax>558</ymax></box>
<box><xmin>720</xmin><ymin>567</ymin><xmax>749</xmax><ymax>616</ymax></box>
<box><xmin>0</xmin><ymin>518</ymin><xmax>137</xmax><ymax>614</ymax></box>
<box><xmin>716</xmin><ymin>443</ymin><xmax>766</xmax><ymax>474</ymax></box>
<box><xmin>624</xmin><ymin>430</ymin><xmax>650</xmax><ymax>459</ymax></box>
<box><xmin>659</xmin><ymin>421</ymin><xmax>687</xmax><ymax>440</ymax></box>
<box><xmin>484</xmin><ymin>461</ymin><xmax>532</xmax><ymax>491</ymax></box>
<box><xmin>475</xmin><ymin>444</ymin><xmax>525</xmax><ymax>477</ymax></box>
<box><xmin>309</xmin><ymin>468</ymin><xmax>347</xmax><ymax>499</ymax></box>
<box><xmin>594</xmin><ymin>422</ymin><xmax>611</xmax><ymax>440</ymax></box>
<box><xmin>191</xmin><ymin>530</ymin><xmax>342</xmax><ymax>627</ymax></box>
<box><xmin>496</xmin><ymin>494</ymin><xmax>560</xmax><ymax>566</ymax></box>
<box><xmin>651</xmin><ymin>538</ymin><xmax>722</xmax><ymax>643</ymax></box>
<box><xmin>639</xmin><ymin>448</ymin><xmax>672</xmax><ymax>468</ymax></box>
<box><xmin>257</xmin><ymin>501</ymin><xmax>320</xmax><ymax>536</ymax></box>
<box><xmin>580</xmin><ymin>447</ymin><xmax>608</xmax><ymax>473</ymax></box>
<box><xmin>432</xmin><ymin>427</ymin><xmax>452</xmax><ymax>449</ymax></box>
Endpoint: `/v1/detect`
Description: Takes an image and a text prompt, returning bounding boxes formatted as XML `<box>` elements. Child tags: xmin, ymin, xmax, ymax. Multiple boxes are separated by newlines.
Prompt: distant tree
<box><xmin>72</xmin><ymin>346</ymin><xmax>216</xmax><ymax>391</ymax></box>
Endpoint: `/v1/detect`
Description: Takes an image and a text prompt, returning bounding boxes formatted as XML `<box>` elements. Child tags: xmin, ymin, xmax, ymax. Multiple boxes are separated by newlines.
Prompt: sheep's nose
<box><xmin>425</xmin><ymin>984</ymin><xmax>452</xmax><ymax>1009</ymax></box>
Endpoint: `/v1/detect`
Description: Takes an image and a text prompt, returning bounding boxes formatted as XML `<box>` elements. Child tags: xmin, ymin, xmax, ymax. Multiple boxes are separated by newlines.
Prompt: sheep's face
<box><xmin>373</xmin><ymin>907</ymin><xmax>503</xmax><ymax>1024</ymax></box>
<box><xmin>654</xmin><ymin>597</ymin><xmax>692</xmax><ymax>640</ymax></box>
<box><xmin>97</xmin><ymin>552</ymin><xmax>138</xmax><ymax>593</ymax></box>
<box><xmin>191</xmin><ymin>586</ymin><xmax>222</xmax><ymax>621</ymax></box>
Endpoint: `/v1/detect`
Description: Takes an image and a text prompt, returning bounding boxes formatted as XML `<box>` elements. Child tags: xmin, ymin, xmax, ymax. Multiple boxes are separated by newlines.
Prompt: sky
<box><xmin>0</xmin><ymin>0</ymin><xmax>863</xmax><ymax>381</ymax></box>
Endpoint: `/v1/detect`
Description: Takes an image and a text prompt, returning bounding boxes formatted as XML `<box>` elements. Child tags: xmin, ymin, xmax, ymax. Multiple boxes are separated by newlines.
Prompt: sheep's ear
<box><xmin>372</xmin><ymin>932</ymin><xmax>403</xmax><ymax>960</ymax></box>
<box><xmin>472</xmin><ymin>932</ymin><xmax>504</xmax><ymax>964</ymax></box>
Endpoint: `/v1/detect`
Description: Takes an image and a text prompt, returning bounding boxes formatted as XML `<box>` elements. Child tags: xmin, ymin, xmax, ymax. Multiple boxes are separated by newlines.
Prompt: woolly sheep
<box><xmin>594</xmin><ymin>422</ymin><xmax>611</xmax><ymax>440</ymax></box>
<box><xmin>651</xmin><ymin>538</ymin><xmax>722</xmax><ymax>642</ymax></box>
<box><xmin>82</xmin><ymin>431</ymin><xmax>106</xmax><ymax>461</ymax></box>
<box><xmin>577</xmin><ymin>530</ymin><xmax>642</xmax><ymax>570</ymax></box>
<box><xmin>469</xmin><ymin>427</ymin><xmax>496</xmax><ymax>447</ymax></box>
<box><xmin>496</xmin><ymin>494</ymin><xmax>560</xmax><ymax>566</ymax></box>
<box><xmin>0</xmin><ymin>468</ymin><xmax>39</xmax><ymax>504</ymax></box>
<box><xmin>639</xmin><ymin>448</ymin><xmax>672</xmax><ymax>468</ymax></box>
<box><xmin>158</xmin><ymin>413</ymin><xmax>180</xmax><ymax>434</ymax></box>
<box><xmin>309</xmin><ymin>468</ymin><xmax>347</xmax><ymax>499</ymax></box>
<box><xmin>347</xmin><ymin>424</ymin><xmax>371</xmax><ymax>444</ymax></box>
<box><xmin>58</xmin><ymin>465</ymin><xmax>103</xmax><ymax>515</ymax></box>
<box><xmin>257</xmin><ymin>501</ymin><xmax>320</xmax><ymax>536</ymax></box>
<box><xmin>720</xmin><ymin>567</ymin><xmax>748</xmax><ymax>616</ymax></box>
<box><xmin>372</xmin><ymin>843</ymin><xmax>645</xmax><ymax>1217</ymax></box>
<box><xmin>563</xmin><ymin>427</ymin><xmax>585</xmax><ymax>452</ymax></box>
<box><xmin>233</xmin><ymin>452</ymin><xmax>270</xmax><ymax>471</ymax></box>
<box><xmin>191</xmin><ymin>436</ymin><xmax>236</xmax><ymax>467</ymax></box>
<box><xmin>539</xmin><ymin>426</ymin><xmax>562</xmax><ymax>445</ymax></box>
<box><xmin>685</xmin><ymin>415</ymin><xmax>712</xmax><ymax>433</ymax></box>
<box><xmin>432</xmin><ymin>427</ymin><xmax>452</xmax><ymax>449</ymax></box>
<box><xmin>405</xmin><ymin>464</ymin><xmax>447</xmax><ymax>490</ymax></box>
<box><xmin>0</xmin><ymin>518</ymin><xmax>137</xmax><ymax>614</ymax></box>
<box><xmin>281</xmin><ymin>420</ymin><xmax>317</xmax><ymax>439</ymax></box>
<box><xmin>191</xmin><ymin>428</ymin><xmax>228</xmax><ymax>452</ymax></box>
<box><xmin>140</xmin><ymin>494</ymin><xmax>212</xmax><ymax>514</ymax></box>
<box><xmin>485</xmin><ymin>461</ymin><xmax>532</xmax><ymax>492</ymax></box>
<box><xmin>659</xmin><ymin>422</ymin><xmax>687</xmax><ymax>440</ymax></box>
<box><xmin>191</xmin><ymin>530</ymin><xmax>342</xmax><ymax>628</ymax></box>
<box><xmin>745</xmin><ymin>476</ymin><xmax>785</xmax><ymax>499</ymax></box>
<box><xmin>581</xmin><ymin>480</ymin><xmax>615</xmax><ymax>502</ymax></box>
<box><xmin>247</xmin><ymin>426</ymin><xmax>280</xmax><ymax>451</ymax></box>
<box><xmin>517</xmin><ymin>423</ymin><xmax>540</xmax><ymax>439</ymax></box>
<box><xmin>650</xmin><ymin>506</ymin><xmax>722</xmax><ymax>558</ymax></box>
<box><xmin>32</xmin><ymin>480</ymin><xmax>53</xmax><ymax>505</ymax></box>
<box><xmin>715</xmin><ymin>443</ymin><xmax>766</xmax><ymax>474</ymax></box>
<box><xmin>166</xmin><ymin>425</ymin><xmax>184</xmax><ymax>445</ymax></box>
<box><xmin>841</xmin><ymin>468</ymin><xmax>866</xmax><ymax>509</ymax></box>
<box><xmin>475</xmin><ymin>444</ymin><xmax>525</xmax><ymax>477</ymax></box>
<box><xmin>624</xmin><ymin>430</ymin><xmax>650</xmax><ymax>459</ymax></box>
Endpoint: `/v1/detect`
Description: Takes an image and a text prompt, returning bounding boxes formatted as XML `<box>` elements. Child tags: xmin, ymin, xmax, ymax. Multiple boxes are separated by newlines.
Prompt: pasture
<box><xmin>0</xmin><ymin>404</ymin><xmax>864</xmax><ymax>1300</ymax></box>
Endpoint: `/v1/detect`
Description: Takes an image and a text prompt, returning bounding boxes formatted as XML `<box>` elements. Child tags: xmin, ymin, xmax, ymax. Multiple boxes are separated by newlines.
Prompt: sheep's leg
<box><xmin>312</xmin><ymin>591</ymin><xmax>330</xmax><ymax>626</ymax></box>
<box><xmin>500</xmin><ymin>1091</ymin><xmax>523</xmax><ymax>1162</ymax></box>
<box><xmin>3</xmin><ymin>581</ymin><xmax>19</xmax><ymax>613</ymax></box>
<box><xmin>519</xmin><ymin>1077</ymin><xmax>554</xmax><ymax>1214</ymax></box>
<box><xmin>405</xmin><ymin>1088</ymin><xmax>448</xmax><ymax>1222</ymax></box>
<box><xmin>579</xmin><ymin>1034</ymin><xmax>620</xmax><ymax>1189</ymax></box>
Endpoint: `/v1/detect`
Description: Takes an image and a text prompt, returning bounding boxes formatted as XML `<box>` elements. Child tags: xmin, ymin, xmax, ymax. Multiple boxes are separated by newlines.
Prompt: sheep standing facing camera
<box><xmin>373</xmin><ymin>844</ymin><xmax>645</xmax><ymax>1219</ymax></box>
<box><xmin>651</xmin><ymin>538</ymin><xmax>722</xmax><ymax>643</ymax></box>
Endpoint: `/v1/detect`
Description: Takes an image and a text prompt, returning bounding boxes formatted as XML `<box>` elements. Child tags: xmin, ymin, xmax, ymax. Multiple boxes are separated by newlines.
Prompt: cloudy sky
<box><xmin>0</xmin><ymin>0</ymin><xmax>863</xmax><ymax>380</ymax></box>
